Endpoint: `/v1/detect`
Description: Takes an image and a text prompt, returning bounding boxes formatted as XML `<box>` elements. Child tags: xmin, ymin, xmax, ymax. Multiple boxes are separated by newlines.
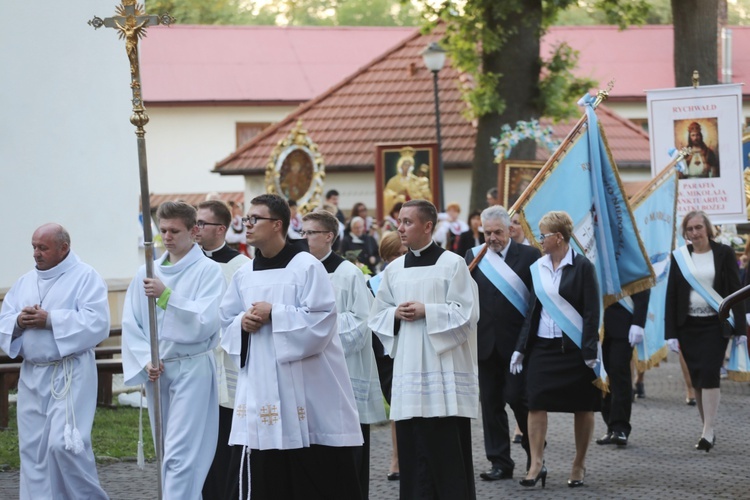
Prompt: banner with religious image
<box><xmin>647</xmin><ymin>83</ymin><xmax>746</xmax><ymax>223</ymax></box>
<box><xmin>627</xmin><ymin>161</ymin><xmax>679</xmax><ymax>371</ymax></box>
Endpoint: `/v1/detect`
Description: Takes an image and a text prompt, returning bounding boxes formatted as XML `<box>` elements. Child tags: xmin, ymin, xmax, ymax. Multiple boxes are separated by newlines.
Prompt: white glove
<box><xmin>584</xmin><ymin>358</ymin><xmax>598</xmax><ymax>369</ymax></box>
<box><xmin>735</xmin><ymin>335</ymin><xmax>747</xmax><ymax>347</ymax></box>
<box><xmin>667</xmin><ymin>338</ymin><xmax>680</xmax><ymax>353</ymax></box>
<box><xmin>628</xmin><ymin>325</ymin><xmax>645</xmax><ymax>347</ymax></box>
<box><xmin>510</xmin><ymin>351</ymin><xmax>524</xmax><ymax>375</ymax></box>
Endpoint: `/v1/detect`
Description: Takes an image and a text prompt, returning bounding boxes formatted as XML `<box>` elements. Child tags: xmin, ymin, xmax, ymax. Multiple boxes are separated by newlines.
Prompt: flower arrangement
<box><xmin>490</xmin><ymin>119</ymin><xmax>560</xmax><ymax>162</ymax></box>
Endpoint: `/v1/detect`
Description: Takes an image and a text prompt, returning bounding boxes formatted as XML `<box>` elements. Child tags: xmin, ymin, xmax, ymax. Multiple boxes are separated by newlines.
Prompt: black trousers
<box><xmin>202</xmin><ymin>405</ymin><xmax>242</xmax><ymax>500</ymax></box>
<box><xmin>396</xmin><ymin>417</ymin><xmax>476</xmax><ymax>500</ymax></box>
<box><xmin>601</xmin><ymin>336</ymin><xmax>633</xmax><ymax>435</ymax></box>
<box><xmin>247</xmin><ymin>445</ymin><xmax>363</xmax><ymax>500</ymax></box>
<box><xmin>352</xmin><ymin>424</ymin><xmax>370</xmax><ymax>499</ymax></box>
<box><xmin>478</xmin><ymin>348</ymin><xmax>530</xmax><ymax>472</ymax></box>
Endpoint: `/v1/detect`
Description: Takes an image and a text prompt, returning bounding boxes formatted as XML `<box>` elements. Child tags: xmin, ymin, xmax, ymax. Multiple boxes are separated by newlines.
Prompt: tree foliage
<box><xmin>146</xmin><ymin>0</ymin><xmax>254</xmax><ymax>25</ymax></box>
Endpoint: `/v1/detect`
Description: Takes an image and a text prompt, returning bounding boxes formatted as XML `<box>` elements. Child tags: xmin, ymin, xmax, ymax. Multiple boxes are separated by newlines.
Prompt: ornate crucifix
<box><xmin>88</xmin><ymin>3</ymin><xmax>174</xmax><ymax>498</ymax></box>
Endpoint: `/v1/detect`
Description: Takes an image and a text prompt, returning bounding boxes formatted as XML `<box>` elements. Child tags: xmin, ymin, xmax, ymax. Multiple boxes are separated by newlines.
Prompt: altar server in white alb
<box><xmin>122</xmin><ymin>201</ymin><xmax>225</xmax><ymax>499</ymax></box>
<box><xmin>302</xmin><ymin>210</ymin><xmax>385</xmax><ymax>498</ymax></box>
<box><xmin>220</xmin><ymin>194</ymin><xmax>363</xmax><ymax>499</ymax></box>
<box><xmin>369</xmin><ymin>199</ymin><xmax>480</xmax><ymax>500</ymax></box>
<box><xmin>0</xmin><ymin>223</ymin><xmax>109</xmax><ymax>499</ymax></box>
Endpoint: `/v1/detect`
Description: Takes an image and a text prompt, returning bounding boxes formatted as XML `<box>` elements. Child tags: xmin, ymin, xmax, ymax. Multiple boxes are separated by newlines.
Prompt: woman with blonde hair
<box><xmin>511</xmin><ymin>211</ymin><xmax>601</xmax><ymax>488</ymax></box>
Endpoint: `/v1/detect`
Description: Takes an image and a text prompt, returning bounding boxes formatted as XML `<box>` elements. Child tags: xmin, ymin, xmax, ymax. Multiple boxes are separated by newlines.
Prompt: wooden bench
<box><xmin>0</xmin><ymin>327</ymin><xmax>124</xmax><ymax>430</ymax></box>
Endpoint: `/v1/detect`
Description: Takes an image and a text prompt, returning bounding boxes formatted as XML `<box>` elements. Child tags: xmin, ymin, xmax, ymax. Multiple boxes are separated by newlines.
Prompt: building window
<box><xmin>236</xmin><ymin>122</ymin><xmax>271</xmax><ymax>148</ymax></box>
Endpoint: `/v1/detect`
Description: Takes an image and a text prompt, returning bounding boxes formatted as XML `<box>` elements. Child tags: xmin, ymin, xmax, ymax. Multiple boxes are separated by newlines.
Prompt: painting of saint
<box><xmin>674</xmin><ymin>118</ymin><xmax>720</xmax><ymax>179</ymax></box>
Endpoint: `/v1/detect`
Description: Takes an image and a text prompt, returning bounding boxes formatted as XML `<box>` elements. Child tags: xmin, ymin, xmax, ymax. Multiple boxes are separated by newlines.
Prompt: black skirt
<box><xmin>526</xmin><ymin>337</ymin><xmax>601</xmax><ymax>412</ymax></box>
<box><xmin>678</xmin><ymin>315</ymin><xmax>729</xmax><ymax>389</ymax></box>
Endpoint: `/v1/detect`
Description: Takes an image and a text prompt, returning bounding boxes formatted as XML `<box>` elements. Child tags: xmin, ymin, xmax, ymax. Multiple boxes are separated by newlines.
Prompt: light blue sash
<box><xmin>530</xmin><ymin>261</ymin><xmax>583</xmax><ymax>348</ymax></box>
<box><xmin>472</xmin><ymin>245</ymin><xmax>530</xmax><ymax>317</ymax></box>
<box><xmin>672</xmin><ymin>246</ymin><xmax>734</xmax><ymax>327</ymax></box>
<box><xmin>618</xmin><ymin>296</ymin><xmax>635</xmax><ymax>314</ymax></box>
<box><xmin>368</xmin><ymin>273</ymin><xmax>383</xmax><ymax>296</ymax></box>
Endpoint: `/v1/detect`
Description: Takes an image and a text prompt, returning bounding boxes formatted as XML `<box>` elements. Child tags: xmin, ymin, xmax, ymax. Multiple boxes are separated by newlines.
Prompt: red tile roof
<box><xmin>542</xmin><ymin>25</ymin><xmax>750</xmax><ymax>100</ymax></box>
<box><xmin>148</xmin><ymin>191</ymin><xmax>244</xmax><ymax>208</ymax></box>
<box><xmin>214</xmin><ymin>28</ymin><xmax>651</xmax><ymax>176</ymax></box>
<box><xmin>140</xmin><ymin>25</ymin><xmax>417</xmax><ymax>104</ymax></box>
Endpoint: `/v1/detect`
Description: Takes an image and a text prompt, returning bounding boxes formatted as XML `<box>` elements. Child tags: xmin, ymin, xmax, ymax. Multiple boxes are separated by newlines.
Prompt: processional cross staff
<box><xmin>88</xmin><ymin>2</ymin><xmax>174</xmax><ymax>498</ymax></box>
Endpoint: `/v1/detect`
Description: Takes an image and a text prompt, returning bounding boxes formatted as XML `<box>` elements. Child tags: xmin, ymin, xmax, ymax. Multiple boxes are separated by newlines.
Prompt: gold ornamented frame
<box><xmin>500</xmin><ymin>160</ymin><xmax>545</xmax><ymax>209</ymax></box>
<box><xmin>265</xmin><ymin>120</ymin><xmax>325</xmax><ymax>213</ymax></box>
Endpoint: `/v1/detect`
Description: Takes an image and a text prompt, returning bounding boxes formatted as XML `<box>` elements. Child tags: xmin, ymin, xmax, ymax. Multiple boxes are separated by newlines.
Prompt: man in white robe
<box><xmin>0</xmin><ymin>223</ymin><xmax>109</xmax><ymax>500</ymax></box>
<box><xmin>220</xmin><ymin>194</ymin><xmax>363</xmax><ymax>499</ymax></box>
<box><xmin>196</xmin><ymin>199</ymin><xmax>251</xmax><ymax>500</ymax></box>
<box><xmin>369</xmin><ymin>199</ymin><xmax>479</xmax><ymax>500</ymax></box>
<box><xmin>122</xmin><ymin>201</ymin><xmax>225</xmax><ymax>500</ymax></box>
<box><xmin>301</xmin><ymin>210</ymin><xmax>385</xmax><ymax>498</ymax></box>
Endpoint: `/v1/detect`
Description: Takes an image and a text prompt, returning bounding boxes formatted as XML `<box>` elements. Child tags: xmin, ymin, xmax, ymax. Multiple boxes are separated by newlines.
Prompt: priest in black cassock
<box><xmin>465</xmin><ymin>205</ymin><xmax>540</xmax><ymax>481</ymax></box>
<box><xmin>196</xmin><ymin>200</ymin><xmax>250</xmax><ymax>500</ymax></box>
<box><xmin>369</xmin><ymin>199</ymin><xmax>479</xmax><ymax>500</ymax></box>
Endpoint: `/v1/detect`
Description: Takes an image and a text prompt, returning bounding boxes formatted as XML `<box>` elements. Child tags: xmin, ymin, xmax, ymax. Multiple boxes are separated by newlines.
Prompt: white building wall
<box><xmin>0</xmin><ymin>1</ymin><xmax>143</xmax><ymax>290</ymax></box>
<box><xmin>146</xmin><ymin>105</ymin><xmax>295</xmax><ymax>194</ymax></box>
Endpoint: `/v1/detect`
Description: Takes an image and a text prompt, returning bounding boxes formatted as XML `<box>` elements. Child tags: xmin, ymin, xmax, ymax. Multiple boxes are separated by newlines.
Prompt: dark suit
<box><xmin>516</xmin><ymin>251</ymin><xmax>600</xmax><ymax>361</ymax></box>
<box><xmin>601</xmin><ymin>289</ymin><xmax>650</xmax><ymax>436</ymax></box>
<box><xmin>466</xmin><ymin>240</ymin><xmax>540</xmax><ymax>474</ymax></box>
<box><xmin>665</xmin><ymin>240</ymin><xmax>746</xmax><ymax>339</ymax></box>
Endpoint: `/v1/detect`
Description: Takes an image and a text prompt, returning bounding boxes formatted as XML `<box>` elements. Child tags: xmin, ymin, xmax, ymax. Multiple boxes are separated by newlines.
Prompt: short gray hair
<box><xmin>481</xmin><ymin>205</ymin><xmax>511</xmax><ymax>227</ymax></box>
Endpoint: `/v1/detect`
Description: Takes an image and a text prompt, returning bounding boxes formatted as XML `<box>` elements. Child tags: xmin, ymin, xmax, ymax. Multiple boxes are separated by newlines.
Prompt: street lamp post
<box><xmin>422</xmin><ymin>42</ymin><xmax>446</xmax><ymax>212</ymax></box>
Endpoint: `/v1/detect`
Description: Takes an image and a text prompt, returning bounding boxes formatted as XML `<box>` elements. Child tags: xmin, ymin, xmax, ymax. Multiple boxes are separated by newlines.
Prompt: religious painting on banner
<box><xmin>501</xmin><ymin>161</ymin><xmax>544</xmax><ymax>208</ymax></box>
<box><xmin>626</xmin><ymin>162</ymin><xmax>679</xmax><ymax>372</ymax></box>
<box><xmin>265</xmin><ymin>120</ymin><xmax>325</xmax><ymax>214</ymax></box>
<box><xmin>647</xmin><ymin>83</ymin><xmax>747</xmax><ymax>223</ymax></box>
<box><xmin>375</xmin><ymin>142</ymin><xmax>439</xmax><ymax>222</ymax></box>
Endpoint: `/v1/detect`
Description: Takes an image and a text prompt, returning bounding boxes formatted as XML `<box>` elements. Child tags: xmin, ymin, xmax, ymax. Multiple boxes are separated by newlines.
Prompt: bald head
<box><xmin>32</xmin><ymin>223</ymin><xmax>71</xmax><ymax>270</ymax></box>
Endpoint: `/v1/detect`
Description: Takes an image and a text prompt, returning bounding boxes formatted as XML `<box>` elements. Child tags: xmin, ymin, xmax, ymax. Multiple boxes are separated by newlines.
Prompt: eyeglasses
<box><xmin>539</xmin><ymin>232</ymin><xmax>558</xmax><ymax>242</ymax></box>
<box><xmin>299</xmin><ymin>230</ymin><xmax>332</xmax><ymax>237</ymax></box>
<box><xmin>242</xmin><ymin>216</ymin><xmax>280</xmax><ymax>225</ymax></box>
<box><xmin>196</xmin><ymin>220</ymin><xmax>224</xmax><ymax>229</ymax></box>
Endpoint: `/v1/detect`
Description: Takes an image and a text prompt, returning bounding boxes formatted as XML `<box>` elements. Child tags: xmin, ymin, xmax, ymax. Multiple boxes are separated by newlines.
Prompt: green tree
<box><xmin>419</xmin><ymin>0</ymin><xmax>651</xmax><ymax>211</ymax></box>
<box><xmin>146</xmin><ymin>0</ymin><xmax>253</xmax><ymax>24</ymax></box>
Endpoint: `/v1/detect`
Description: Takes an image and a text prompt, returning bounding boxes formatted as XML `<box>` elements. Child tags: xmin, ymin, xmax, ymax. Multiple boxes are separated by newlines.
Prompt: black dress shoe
<box><xmin>611</xmin><ymin>431</ymin><xmax>628</xmax><ymax>446</ymax></box>
<box><xmin>519</xmin><ymin>466</ymin><xmax>546</xmax><ymax>488</ymax></box>
<box><xmin>567</xmin><ymin>467</ymin><xmax>586</xmax><ymax>488</ymax></box>
<box><xmin>634</xmin><ymin>382</ymin><xmax>646</xmax><ymax>398</ymax></box>
<box><xmin>480</xmin><ymin>467</ymin><xmax>513</xmax><ymax>481</ymax></box>
<box><xmin>695</xmin><ymin>436</ymin><xmax>716</xmax><ymax>452</ymax></box>
<box><xmin>387</xmin><ymin>472</ymin><xmax>400</xmax><ymax>481</ymax></box>
<box><xmin>596</xmin><ymin>432</ymin><xmax>614</xmax><ymax>445</ymax></box>
<box><xmin>513</xmin><ymin>434</ymin><xmax>523</xmax><ymax>444</ymax></box>
<box><xmin>686</xmin><ymin>398</ymin><xmax>697</xmax><ymax>406</ymax></box>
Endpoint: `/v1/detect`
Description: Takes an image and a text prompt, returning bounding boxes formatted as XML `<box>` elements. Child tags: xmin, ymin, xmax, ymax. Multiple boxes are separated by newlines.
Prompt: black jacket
<box><xmin>465</xmin><ymin>240</ymin><xmax>541</xmax><ymax>361</ymax></box>
<box><xmin>665</xmin><ymin>240</ymin><xmax>745</xmax><ymax>339</ymax></box>
<box><xmin>515</xmin><ymin>250</ymin><xmax>601</xmax><ymax>361</ymax></box>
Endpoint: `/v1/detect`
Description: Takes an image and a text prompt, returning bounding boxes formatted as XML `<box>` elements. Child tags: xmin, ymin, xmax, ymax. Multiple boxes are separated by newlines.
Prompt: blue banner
<box><xmin>629</xmin><ymin>165</ymin><xmax>679</xmax><ymax>369</ymax></box>
<box><xmin>519</xmin><ymin>94</ymin><xmax>654</xmax><ymax>306</ymax></box>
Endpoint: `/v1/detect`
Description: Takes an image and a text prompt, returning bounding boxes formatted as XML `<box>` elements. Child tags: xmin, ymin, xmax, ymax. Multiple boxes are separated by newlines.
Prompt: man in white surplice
<box><xmin>220</xmin><ymin>194</ymin><xmax>363</xmax><ymax>499</ymax></box>
<box><xmin>302</xmin><ymin>209</ymin><xmax>385</xmax><ymax>498</ymax></box>
<box><xmin>122</xmin><ymin>201</ymin><xmax>225</xmax><ymax>500</ymax></box>
<box><xmin>0</xmin><ymin>223</ymin><xmax>109</xmax><ymax>499</ymax></box>
<box><xmin>369</xmin><ymin>199</ymin><xmax>480</xmax><ymax>500</ymax></box>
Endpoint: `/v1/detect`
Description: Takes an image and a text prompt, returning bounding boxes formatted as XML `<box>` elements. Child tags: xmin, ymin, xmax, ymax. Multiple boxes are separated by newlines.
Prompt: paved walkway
<box><xmin>1</xmin><ymin>352</ymin><xmax>749</xmax><ymax>498</ymax></box>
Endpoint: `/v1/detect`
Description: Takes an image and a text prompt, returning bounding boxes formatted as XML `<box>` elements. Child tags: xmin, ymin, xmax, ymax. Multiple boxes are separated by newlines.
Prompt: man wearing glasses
<box><xmin>301</xmin><ymin>210</ymin><xmax>385</xmax><ymax>499</ymax></box>
<box><xmin>196</xmin><ymin>200</ymin><xmax>250</xmax><ymax>500</ymax></box>
<box><xmin>219</xmin><ymin>194</ymin><xmax>363</xmax><ymax>499</ymax></box>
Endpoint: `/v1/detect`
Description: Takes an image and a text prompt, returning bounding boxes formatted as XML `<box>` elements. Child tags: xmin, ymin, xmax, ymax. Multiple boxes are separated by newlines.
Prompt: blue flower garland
<box><xmin>490</xmin><ymin>119</ymin><xmax>560</xmax><ymax>161</ymax></box>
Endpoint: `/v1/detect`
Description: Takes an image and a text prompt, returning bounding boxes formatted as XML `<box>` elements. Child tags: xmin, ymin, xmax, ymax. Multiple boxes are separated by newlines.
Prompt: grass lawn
<box><xmin>0</xmin><ymin>403</ymin><xmax>155</xmax><ymax>470</ymax></box>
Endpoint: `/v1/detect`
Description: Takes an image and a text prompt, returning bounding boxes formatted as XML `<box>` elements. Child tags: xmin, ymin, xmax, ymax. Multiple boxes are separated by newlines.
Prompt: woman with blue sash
<box><xmin>665</xmin><ymin>211</ymin><xmax>746</xmax><ymax>452</ymax></box>
<box><xmin>510</xmin><ymin>211</ymin><xmax>601</xmax><ymax>489</ymax></box>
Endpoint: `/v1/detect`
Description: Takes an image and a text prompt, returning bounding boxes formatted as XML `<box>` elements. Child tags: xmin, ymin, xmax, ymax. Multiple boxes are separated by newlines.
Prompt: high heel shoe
<box><xmin>695</xmin><ymin>436</ymin><xmax>716</xmax><ymax>452</ymax></box>
<box><xmin>567</xmin><ymin>467</ymin><xmax>586</xmax><ymax>488</ymax></box>
<box><xmin>519</xmin><ymin>466</ymin><xmax>547</xmax><ymax>488</ymax></box>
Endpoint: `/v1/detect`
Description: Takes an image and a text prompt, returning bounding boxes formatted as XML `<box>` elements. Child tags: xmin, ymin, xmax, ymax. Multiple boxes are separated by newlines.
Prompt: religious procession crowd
<box><xmin>1</xmin><ymin>187</ymin><xmax>747</xmax><ymax>500</ymax></box>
